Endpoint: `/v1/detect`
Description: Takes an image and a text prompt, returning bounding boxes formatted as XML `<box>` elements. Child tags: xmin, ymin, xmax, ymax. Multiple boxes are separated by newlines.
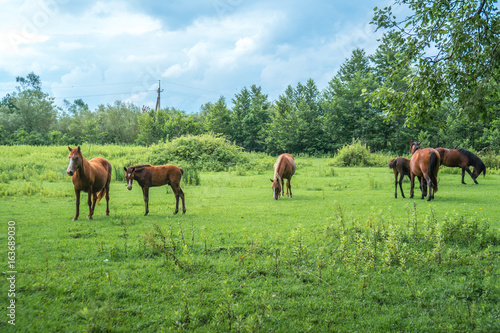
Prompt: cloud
<box><xmin>0</xmin><ymin>0</ymin><xmax>384</xmax><ymax>113</ymax></box>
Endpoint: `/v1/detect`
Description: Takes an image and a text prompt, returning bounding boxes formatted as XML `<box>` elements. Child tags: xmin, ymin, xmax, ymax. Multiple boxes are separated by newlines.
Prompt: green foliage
<box><xmin>330</xmin><ymin>139</ymin><xmax>389</xmax><ymax>167</ymax></box>
<box><xmin>149</xmin><ymin>134</ymin><xmax>248</xmax><ymax>171</ymax></box>
<box><xmin>371</xmin><ymin>0</ymin><xmax>500</xmax><ymax>121</ymax></box>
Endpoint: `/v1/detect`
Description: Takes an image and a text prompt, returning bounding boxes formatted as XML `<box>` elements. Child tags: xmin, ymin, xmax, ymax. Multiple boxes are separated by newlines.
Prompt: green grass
<box><xmin>0</xmin><ymin>145</ymin><xmax>499</xmax><ymax>332</ymax></box>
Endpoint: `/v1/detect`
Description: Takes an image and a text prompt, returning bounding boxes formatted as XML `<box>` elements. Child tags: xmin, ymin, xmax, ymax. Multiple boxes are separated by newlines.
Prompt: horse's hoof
<box><xmin>72</xmin><ymin>218</ymin><xmax>77</xmax><ymax>221</ymax></box>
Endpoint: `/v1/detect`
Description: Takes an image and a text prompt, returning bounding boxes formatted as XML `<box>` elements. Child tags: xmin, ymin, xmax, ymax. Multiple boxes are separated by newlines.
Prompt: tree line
<box><xmin>1</xmin><ymin>36</ymin><xmax>499</xmax><ymax>156</ymax></box>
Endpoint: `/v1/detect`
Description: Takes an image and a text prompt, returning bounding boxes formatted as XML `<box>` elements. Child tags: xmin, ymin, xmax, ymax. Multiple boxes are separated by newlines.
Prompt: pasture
<box><xmin>0</xmin><ymin>145</ymin><xmax>499</xmax><ymax>332</ymax></box>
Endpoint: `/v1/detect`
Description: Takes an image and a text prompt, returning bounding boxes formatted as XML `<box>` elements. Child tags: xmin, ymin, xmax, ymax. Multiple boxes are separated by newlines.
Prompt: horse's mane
<box><xmin>132</xmin><ymin>164</ymin><xmax>152</xmax><ymax>172</ymax></box>
<box><xmin>273</xmin><ymin>156</ymin><xmax>284</xmax><ymax>182</ymax></box>
<box><xmin>457</xmin><ymin>149</ymin><xmax>485</xmax><ymax>169</ymax></box>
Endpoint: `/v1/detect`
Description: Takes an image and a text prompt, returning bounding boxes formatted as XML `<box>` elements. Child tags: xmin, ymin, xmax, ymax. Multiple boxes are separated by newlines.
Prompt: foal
<box><xmin>388</xmin><ymin>157</ymin><xmax>411</xmax><ymax>198</ymax></box>
<box><xmin>124</xmin><ymin>164</ymin><xmax>186</xmax><ymax>215</ymax></box>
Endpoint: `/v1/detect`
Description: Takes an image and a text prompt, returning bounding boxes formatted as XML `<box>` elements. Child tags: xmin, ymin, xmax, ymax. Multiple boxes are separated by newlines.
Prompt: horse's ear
<box><xmin>123</xmin><ymin>167</ymin><xmax>128</xmax><ymax>172</ymax></box>
<box><xmin>131</xmin><ymin>167</ymin><xmax>136</xmax><ymax>173</ymax></box>
<box><xmin>68</xmin><ymin>146</ymin><xmax>72</xmax><ymax>152</ymax></box>
<box><xmin>418</xmin><ymin>142</ymin><xmax>421</xmax><ymax>145</ymax></box>
<box><xmin>409</xmin><ymin>140</ymin><xmax>413</xmax><ymax>145</ymax></box>
<box><xmin>270</xmin><ymin>179</ymin><xmax>273</xmax><ymax>182</ymax></box>
<box><xmin>77</xmin><ymin>146</ymin><xmax>81</xmax><ymax>152</ymax></box>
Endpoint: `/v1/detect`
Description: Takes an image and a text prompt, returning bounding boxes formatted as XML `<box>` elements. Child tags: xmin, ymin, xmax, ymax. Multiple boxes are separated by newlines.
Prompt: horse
<box><xmin>409</xmin><ymin>141</ymin><xmax>440</xmax><ymax>201</ymax></box>
<box><xmin>388</xmin><ymin>157</ymin><xmax>411</xmax><ymax>198</ymax></box>
<box><xmin>435</xmin><ymin>147</ymin><xmax>486</xmax><ymax>184</ymax></box>
<box><xmin>124</xmin><ymin>164</ymin><xmax>186</xmax><ymax>215</ymax></box>
<box><xmin>270</xmin><ymin>153</ymin><xmax>296</xmax><ymax>200</ymax></box>
<box><xmin>66</xmin><ymin>146</ymin><xmax>112</xmax><ymax>221</ymax></box>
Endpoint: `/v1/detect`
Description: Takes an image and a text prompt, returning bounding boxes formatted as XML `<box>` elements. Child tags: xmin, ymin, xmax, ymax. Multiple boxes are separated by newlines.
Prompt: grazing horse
<box><xmin>388</xmin><ymin>157</ymin><xmax>411</xmax><ymax>198</ymax></box>
<box><xmin>270</xmin><ymin>153</ymin><xmax>296</xmax><ymax>200</ymax></box>
<box><xmin>66</xmin><ymin>146</ymin><xmax>112</xmax><ymax>220</ymax></box>
<box><xmin>124</xmin><ymin>164</ymin><xmax>186</xmax><ymax>215</ymax></box>
<box><xmin>409</xmin><ymin>141</ymin><xmax>440</xmax><ymax>201</ymax></box>
<box><xmin>435</xmin><ymin>147</ymin><xmax>486</xmax><ymax>184</ymax></box>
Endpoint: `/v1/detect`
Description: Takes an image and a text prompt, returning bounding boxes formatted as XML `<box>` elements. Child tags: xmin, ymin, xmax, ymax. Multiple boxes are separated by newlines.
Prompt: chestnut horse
<box><xmin>388</xmin><ymin>157</ymin><xmax>411</xmax><ymax>198</ymax></box>
<box><xmin>124</xmin><ymin>164</ymin><xmax>186</xmax><ymax>215</ymax></box>
<box><xmin>66</xmin><ymin>146</ymin><xmax>112</xmax><ymax>220</ymax></box>
<box><xmin>270</xmin><ymin>153</ymin><xmax>296</xmax><ymax>200</ymax></box>
<box><xmin>409</xmin><ymin>141</ymin><xmax>440</xmax><ymax>201</ymax></box>
<box><xmin>435</xmin><ymin>148</ymin><xmax>486</xmax><ymax>184</ymax></box>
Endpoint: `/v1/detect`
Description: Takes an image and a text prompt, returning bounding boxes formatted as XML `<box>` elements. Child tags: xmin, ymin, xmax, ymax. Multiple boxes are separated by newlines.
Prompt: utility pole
<box><xmin>155</xmin><ymin>80</ymin><xmax>164</xmax><ymax>111</ymax></box>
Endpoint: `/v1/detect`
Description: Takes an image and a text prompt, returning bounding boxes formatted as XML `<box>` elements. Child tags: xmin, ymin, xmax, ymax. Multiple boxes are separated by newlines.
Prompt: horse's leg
<box><xmin>287</xmin><ymin>178</ymin><xmax>292</xmax><ymax>198</ymax></box>
<box><xmin>178</xmin><ymin>186</ymin><xmax>186</xmax><ymax>214</ymax></box>
<box><xmin>73</xmin><ymin>189</ymin><xmax>80</xmax><ymax>221</ymax></box>
<box><xmin>394</xmin><ymin>172</ymin><xmax>398</xmax><ymax>198</ymax></box>
<box><xmin>410</xmin><ymin>173</ymin><xmax>415</xmax><ymax>199</ymax></box>
<box><xmin>281</xmin><ymin>178</ymin><xmax>285</xmax><ymax>197</ymax></box>
<box><xmin>426</xmin><ymin>176</ymin><xmax>433</xmax><ymax>201</ymax></box>
<box><xmin>88</xmin><ymin>191</ymin><xmax>95</xmax><ymax>219</ymax></box>
<box><xmin>105</xmin><ymin>183</ymin><xmax>110</xmax><ymax>216</ymax></box>
<box><xmin>419</xmin><ymin>175</ymin><xmax>426</xmax><ymax>200</ymax></box>
<box><xmin>399</xmin><ymin>174</ymin><xmax>405</xmax><ymax>198</ymax></box>
<box><xmin>464</xmin><ymin>167</ymin><xmax>477</xmax><ymax>184</ymax></box>
<box><xmin>171</xmin><ymin>184</ymin><xmax>180</xmax><ymax>215</ymax></box>
<box><xmin>142</xmin><ymin>186</ymin><xmax>149</xmax><ymax>216</ymax></box>
<box><xmin>461</xmin><ymin>168</ymin><xmax>467</xmax><ymax>184</ymax></box>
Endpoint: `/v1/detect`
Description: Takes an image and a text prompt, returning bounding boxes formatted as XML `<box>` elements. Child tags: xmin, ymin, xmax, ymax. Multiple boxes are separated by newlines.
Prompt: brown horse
<box><xmin>435</xmin><ymin>148</ymin><xmax>486</xmax><ymax>184</ymax></box>
<box><xmin>270</xmin><ymin>153</ymin><xmax>296</xmax><ymax>200</ymax></box>
<box><xmin>388</xmin><ymin>157</ymin><xmax>411</xmax><ymax>198</ymax></box>
<box><xmin>124</xmin><ymin>164</ymin><xmax>186</xmax><ymax>215</ymax></box>
<box><xmin>409</xmin><ymin>141</ymin><xmax>440</xmax><ymax>201</ymax></box>
<box><xmin>66</xmin><ymin>146</ymin><xmax>112</xmax><ymax>221</ymax></box>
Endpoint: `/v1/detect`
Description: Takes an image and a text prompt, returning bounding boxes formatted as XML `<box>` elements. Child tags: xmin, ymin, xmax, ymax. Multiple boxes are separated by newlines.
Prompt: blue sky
<box><xmin>0</xmin><ymin>0</ymin><xmax>392</xmax><ymax>113</ymax></box>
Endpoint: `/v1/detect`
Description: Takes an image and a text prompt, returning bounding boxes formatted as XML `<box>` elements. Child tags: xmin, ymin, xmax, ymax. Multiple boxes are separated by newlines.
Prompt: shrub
<box><xmin>149</xmin><ymin>134</ymin><xmax>247</xmax><ymax>172</ymax></box>
<box><xmin>330</xmin><ymin>139</ymin><xmax>389</xmax><ymax>167</ymax></box>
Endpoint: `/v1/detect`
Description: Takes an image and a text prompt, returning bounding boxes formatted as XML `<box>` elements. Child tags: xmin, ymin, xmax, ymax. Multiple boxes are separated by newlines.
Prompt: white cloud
<box><xmin>0</xmin><ymin>0</ymin><xmax>384</xmax><ymax>112</ymax></box>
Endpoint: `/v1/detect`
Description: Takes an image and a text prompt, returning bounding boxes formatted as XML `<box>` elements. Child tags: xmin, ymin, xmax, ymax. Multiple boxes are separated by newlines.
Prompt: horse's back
<box><xmin>151</xmin><ymin>164</ymin><xmax>183</xmax><ymax>185</ymax></box>
<box><xmin>411</xmin><ymin>148</ymin><xmax>440</xmax><ymax>176</ymax></box>
<box><xmin>278</xmin><ymin>154</ymin><xmax>295</xmax><ymax>178</ymax></box>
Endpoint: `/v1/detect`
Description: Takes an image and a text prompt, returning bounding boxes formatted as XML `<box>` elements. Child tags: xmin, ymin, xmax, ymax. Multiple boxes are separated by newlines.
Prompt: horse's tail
<box><xmin>429</xmin><ymin>151</ymin><xmax>439</xmax><ymax>193</ymax></box>
<box><xmin>96</xmin><ymin>162</ymin><xmax>112</xmax><ymax>204</ymax></box>
<box><xmin>388</xmin><ymin>158</ymin><xmax>397</xmax><ymax>169</ymax></box>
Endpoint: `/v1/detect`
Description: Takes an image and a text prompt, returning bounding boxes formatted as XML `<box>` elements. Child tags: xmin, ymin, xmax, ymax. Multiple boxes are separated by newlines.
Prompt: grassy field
<box><xmin>0</xmin><ymin>145</ymin><xmax>499</xmax><ymax>332</ymax></box>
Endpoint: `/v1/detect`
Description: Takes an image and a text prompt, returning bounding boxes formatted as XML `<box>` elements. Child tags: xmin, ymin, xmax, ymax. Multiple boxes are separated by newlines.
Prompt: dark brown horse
<box><xmin>124</xmin><ymin>164</ymin><xmax>186</xmax><ymax>215</ymax></box>
<box><xmin>270</xmin><ymin>153</ymin><xmax>296</xmax><ymax>200</ymax></box>
<box><xmin>388</xmin><ymin>157</ymin><xmax>411</xmax><ymax>198</ymax></box>
<box><xmin>435</xmin><ymin>148</ymin><xmax>486</xmax><ymax>184</ymax></box>
<box><xmin>66</xmin><ymin>146</ymin><xmax>112</xmax><ymax>220</ymax></box>
<box><xmin>409</xmin><ymin>141</ymin><xmax>440</xmax><ymax>201</ymax></box>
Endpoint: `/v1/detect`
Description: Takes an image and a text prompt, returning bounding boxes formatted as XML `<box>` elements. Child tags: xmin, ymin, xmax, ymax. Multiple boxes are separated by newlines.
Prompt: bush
<box><xmin>149</xmin><ymin>134</ymin><xmax>248</xmax><ymax>172</ymax></box>
<box><xmin>330</xmin><ymin>139</ymin><xmax>389</xmax><ymax>167</ymax></box>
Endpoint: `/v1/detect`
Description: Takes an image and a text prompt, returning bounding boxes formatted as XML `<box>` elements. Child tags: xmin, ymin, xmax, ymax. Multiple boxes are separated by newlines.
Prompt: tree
<box><xmin>323</xmin><ymin>49</ymin><xmax>384</xmax><ymax>152</ymax></box>
<box><xmin>371</xmin><ymin>0</ymin><xmax>500</xmax><ymax>122</ymax></box>
<box><xmin>0</xmin><ymin>72</ymin><xmax>58</xmax><ymax>144</ymax></box>
<box><xmin>265</xmin><ymin>79</ymin><xmax>323</xmax><ymax>155</ymax></box>
<box><xmin>205</xmin><ymin>96</ymin><xmax>231</xmax><ymax>137</ymax></box>
<box><xmin>230</xmin><ymin>85</ymin><xmax>270</xmax><ymax>151</ymax></box>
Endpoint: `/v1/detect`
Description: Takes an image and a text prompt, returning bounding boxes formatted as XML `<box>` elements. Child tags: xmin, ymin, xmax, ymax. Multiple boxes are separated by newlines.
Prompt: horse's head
<box><xmin>410</xmin><ymin>141</ymin><xmax>421</xmax><ymax>155</ymax></box>
<box><xmin>67</xmin><ymin>146</ymin><xmax>83</xmax><ymax>176</ymax></box>
<box><xmin>124</xmin><ymin>166</ymin><xmax>136</xmax><ymax>190</ymax></box>
<box><xmin>270</xmin><ymin>178</ymin><xmax>281</xmax><ymax>200</ymax></box>
<box><xmin>473</xmin><ymin>163</ymin><xmax>487</xmax><ymax>179</ymax></box>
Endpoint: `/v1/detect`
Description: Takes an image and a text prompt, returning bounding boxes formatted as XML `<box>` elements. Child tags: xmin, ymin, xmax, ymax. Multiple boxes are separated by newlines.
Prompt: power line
<box><xmin>52</xmin><ymin>89</ymin><xmax>156</xmax><ymax>99</ymax></box>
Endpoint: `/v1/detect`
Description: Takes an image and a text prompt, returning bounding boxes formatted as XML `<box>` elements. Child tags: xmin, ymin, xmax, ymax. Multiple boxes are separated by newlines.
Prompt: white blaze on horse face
<box><xmin>127</xmin><ymin>175</ymin><xmax>133</xmax><ymax>190</ymax></box>
<box><xmin>67</xmin><ymin>157</ymin><xmax>76</xmax><ymax>175</ymax></box>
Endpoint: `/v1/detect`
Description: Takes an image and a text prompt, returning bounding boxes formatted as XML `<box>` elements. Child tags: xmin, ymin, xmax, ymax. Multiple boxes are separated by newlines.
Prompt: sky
<box><xmin>0</xmin><ymin>0</ymin><xmax>392</xmax><ymax>113</ymax></box>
